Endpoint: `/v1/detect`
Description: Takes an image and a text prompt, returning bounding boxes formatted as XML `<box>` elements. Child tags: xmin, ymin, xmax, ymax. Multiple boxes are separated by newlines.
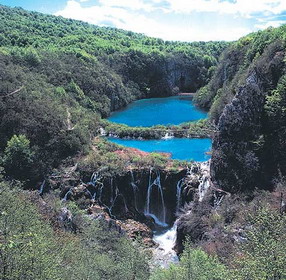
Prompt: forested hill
<box><xmin>0</xmin><ymin>5</ymin><xmax>228</xmax><ymax>103</ymax></box>
<box><xmin>0</xmin><ymin>5</ymin><xmax>226</xmax><ymax>56</ymax></box>
<box><xmin>0</xmin><ymin>5</ymin><xmax>227</xmax><ymax>184</ymax></box>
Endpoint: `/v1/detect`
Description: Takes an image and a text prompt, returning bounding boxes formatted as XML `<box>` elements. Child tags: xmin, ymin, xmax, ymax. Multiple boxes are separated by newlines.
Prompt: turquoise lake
<box><xmin>108</xmin><ymin>137</ymin><xmax>211</xmax><ymax>161</ymax></box>
<box><xmin>107</xmin><ymin>96</ymin><xmax>211</xmax><ymax>161</ymax></box>
<box><xmin>108</xmin><ymin>96</ymin><xmax>207</xmax><ymax>127</ymax></box>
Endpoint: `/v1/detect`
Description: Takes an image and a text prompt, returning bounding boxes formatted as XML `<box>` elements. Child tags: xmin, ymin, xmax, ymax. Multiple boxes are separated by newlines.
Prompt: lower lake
<box><xmin>108</xmin><ymin>137</ymin><xmax>211</xmax><ymax>161</ymax></box>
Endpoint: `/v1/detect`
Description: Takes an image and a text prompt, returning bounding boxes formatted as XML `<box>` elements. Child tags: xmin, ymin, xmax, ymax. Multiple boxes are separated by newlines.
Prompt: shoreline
<box><xmin>177</xmin><ymin>92</ymin><xmax>195</xmax><ymax>97</ymax></box>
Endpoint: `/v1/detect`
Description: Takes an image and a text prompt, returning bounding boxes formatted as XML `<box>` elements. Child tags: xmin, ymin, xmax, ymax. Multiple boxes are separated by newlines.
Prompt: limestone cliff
<box><xmin>210</xmin><ymin>39</ymin><xmax>285</xmax><ymax>192</ymax></box>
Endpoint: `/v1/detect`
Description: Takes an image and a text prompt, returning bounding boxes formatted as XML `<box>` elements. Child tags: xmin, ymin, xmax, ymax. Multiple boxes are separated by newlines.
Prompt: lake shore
<box><xmin>177</xmin><ymin>92</ymin><xmax>195</xmax><ymax>97</ymax></box>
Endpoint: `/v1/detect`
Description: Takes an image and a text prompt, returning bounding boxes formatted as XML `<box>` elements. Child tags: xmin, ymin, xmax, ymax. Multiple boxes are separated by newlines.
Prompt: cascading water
<box><xmin>86</xmin><ymin>189</ymin><xmax>93</xmax><ymax>199</ymax></box>
<box><xmin>99</xmin><ymin>127</ymin><xmax>106</xmax><ymax>136</ymax></box>
<box><xmin>89</xmin><ymin>172</ymin><xmax>98</xmax><ymax>186</ymax></box>
<box><xmin>161</xmin><ymin>132</ymin><xmax>174</xmax><ymax>140</ymax></box>
<box><xmin>153</xmin><ymin>223</ymin><xmax>179</xmax><ymax>268</ymax></box>
<box><xmin>62</xmin><ymin>189</ymin><xmax>72</xmax><ymax>202</ymax></box>
<box><xmin>106</xmin><ymin>179</ymin><xmax>128</xmax><ymax>217</ymax></box>
<box><xmin>152</xmin><ymin>177</ymin><xmax>184</xmax><ymax>268</ymax></box>
<box><xmin>176</xmin><ymin>178</ymin><xmax>184</xmax><ymax>213</ymax></box>
<box><xmin>198</xmin><ymin>161</ymin><xmax>210</xmax><ymax>202</ymax></box>
<box><xmin>38</xmin><ymin>180</ymin><xmax>46</xmax><ymax>195</ymax></box>
<box><xmin>130</xmin><ymin>170</ymin><xmax>139</xmax><ymax>210</ymax></box>
<box><xmin>145</xmin><ymin>169</ymin><xmax>167</xmax><ymax>227</ymax></box>
<box><xmin>88</xmin><ymin>172</ymin><xmax>100</xmax><ymax>199</ymax></box>
<box><xmin>97</xmin><ymin>182</ymin><xmax>104</xmax><ymax>203</ymax></box>
<box><xmin>198</xmin><ymin>175</ymin><xmax>210</xmax><ymax>201</ymax></box>
<box><xmin>110</xmin><ymin>178</ymin><xmax>115</xmax><ymax>205</ymax></box>
<box><xmin>109</xmin><ymin>193</ymin><xmax>128</xmax><ymax>214</ymax></box>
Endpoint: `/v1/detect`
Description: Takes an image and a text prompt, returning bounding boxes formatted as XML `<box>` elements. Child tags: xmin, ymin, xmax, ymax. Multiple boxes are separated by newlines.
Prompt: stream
<box><xmin>153</xmin><ymin>224</ymin><xmax>179</xmax><ymax>268</ymax></box>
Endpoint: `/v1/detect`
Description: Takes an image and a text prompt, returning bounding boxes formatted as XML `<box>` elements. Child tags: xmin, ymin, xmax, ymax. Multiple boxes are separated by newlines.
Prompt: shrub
<box><xmin>151</xmin><ymin>242</ymin><xmax>228</xmax><ymax>280</ymax></box>
<box><xmin>2</xmin><ymin>134</ymin><xmax>35</xmax><ymax>181</ymax></box>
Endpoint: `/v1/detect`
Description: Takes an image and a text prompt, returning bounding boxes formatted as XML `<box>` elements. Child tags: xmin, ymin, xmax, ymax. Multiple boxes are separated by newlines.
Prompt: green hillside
<box><xmin>0</xmin><ymin>5</ymin><xmax>227</xmax><ymax>183</ymax></box>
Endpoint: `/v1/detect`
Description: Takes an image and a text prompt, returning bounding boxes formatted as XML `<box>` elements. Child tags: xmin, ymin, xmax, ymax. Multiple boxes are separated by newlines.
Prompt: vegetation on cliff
<box><xmin>194</xmin><ymin>25</ymin><xmax>286</xmax><ymax>117</ymax></box>
<box><xmin>193</xmin><ymin>24</ymin><xmax>286</xmax><ymax>192</ymax></box>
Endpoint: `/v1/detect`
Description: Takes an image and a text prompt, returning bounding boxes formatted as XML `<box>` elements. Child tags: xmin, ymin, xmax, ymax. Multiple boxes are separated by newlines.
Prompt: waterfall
<box><xmin>161</xmin><ymin>132</ymin><xmax>173</xmax><ymax>140</ymax></box>
<box><xmin>198</xmin><ymin>161</ymin><xmax>211</xmax><ymax>202</ymax></box>
<box><xmin>86</xmin><ymin>189</ymin><xmax>93</xmax><ymax>199</ymax></box>
<box><xmin>110</xmin><ymin>180</ymin><xmax>120</xmax><ymax>207</ymax></box>
<box><xmin>62</xmin><ymin>189</ymin><xmax>72</xmax><ymax>202</ymax></box>
<box><xmin>146</xmin><ymin>213</ymin><xmax>168</xmax><ymax>228</ymax></box>
<box><xmin>107</xmin><ymin>179</ymin><xmax>128</xmax><ymax>217</ymax></box>
<box><xmin>198</xmin><ymin>175</ymin><xmax>210</xmax><ymax>201</ymax></box>
<box><xmin>110</xmin><ymin>178</ymin><xmax>115</xmax><ymax>205</ymax></box>
<box><xmin>89</xmin><ymin>172</ymin><xmax>99</xmax><ymax>186</ymax></box>
<box><xmin>99</xmin><ymin>127</ymin><xmax>107</xmax><ymax>136</ymax></box>
<box><xmin>214</xmin><ymin>192</ymin><xmax>224</xmax><ymax>207</ymax></box>
<box><xmin>110</xmin><ymin>194</ymin><xmax>128</xmax><ymax>214</ymax></box>
<box><xmin>145</xmin><ymin>169</ymin><xmax>167</xmax><ymax>226</ymax></box>
<box><xmin>92</xmin><ymin>191</ymin><xmax>97</xmax><ymax>200</ymax></box>
<box><xmin>88</xmin><ymin>172</ymin><xmax>101</xmax><ymax>200</ymax></box>
<box><xmin>130</xmin><ymin>170</ymin><xmax>138</xmax><ymax>210</ymax></box>
<box><xmin>38</xmin><ymin>180</ymin><xmax>46</xmax><ymax>195</ymax></box>
<box><xmin>176</xmin><ymin>179</ymin><xmax>184</xmax><ymax>212</ymax></box>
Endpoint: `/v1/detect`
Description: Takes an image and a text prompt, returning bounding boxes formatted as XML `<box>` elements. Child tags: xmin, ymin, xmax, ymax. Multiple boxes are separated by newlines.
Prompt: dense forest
<box><xmin>0</xmin><ymin>4</ymin><xmax>285</xmax><ymax>280</ymax></box>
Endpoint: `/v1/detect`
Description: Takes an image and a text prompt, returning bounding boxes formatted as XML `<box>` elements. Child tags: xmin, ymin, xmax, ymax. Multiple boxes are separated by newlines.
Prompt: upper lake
<box><xmin>108</xmin><ymin>96</ymin><xmax>207</xmax><ymax>127</ymax></box>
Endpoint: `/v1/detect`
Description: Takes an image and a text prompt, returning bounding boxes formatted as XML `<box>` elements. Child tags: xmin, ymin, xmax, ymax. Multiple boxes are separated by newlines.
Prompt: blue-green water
<box><xmin>108</xmin><ymin>96</ymin><xmax>207</xmax><ymax>127</ymax></box>
<box><xmin>108</xmin><ymin>138</ymin><xmax>211</xmax><ymax>162</ymax></box>
<box><xmin>107</xmin><ymin>96</ymin><xmax>211</xmax><ymax>161</ymax></box>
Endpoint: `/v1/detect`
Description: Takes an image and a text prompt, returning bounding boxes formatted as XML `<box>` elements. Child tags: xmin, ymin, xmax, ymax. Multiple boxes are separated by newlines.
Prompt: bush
<box><xmin>0</xmin><ymin>182</ymin><xmax>150</xmax><ymax>280</ymax></box>
<box><xmin>233</xmin><ymin>207</ymin><xmax>286</xmax><ymax>280</ymax></box>
<box><xmin>2</xmin><ymin>134</ymin><xmax>35</xmax><ymax>181</ymax></box>
<box><xmin>151</xmin><ymin>242</ymin><xmax>228</xmax><ymax>280</ymax></box>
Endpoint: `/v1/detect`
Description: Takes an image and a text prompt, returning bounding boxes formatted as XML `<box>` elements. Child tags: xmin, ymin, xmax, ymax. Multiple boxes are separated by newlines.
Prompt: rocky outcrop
<box><xmin>175</xmin><ymin>186</ymin><xmax>229</xmax><ymax>255</ymax></box>
<box><xmin>149</xmin><ymin>56</ymin><xmax>203</xmax><ymax>96</ymax></box>
<box><xmin>87</xmin><ymin>204</ymin><xmax>155</xmax><ymax>247</ymax></box>
<box><xmin>211</xmin><ymin>70</ymin><xmax>264</xmax><ymax>192</ymax></box>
